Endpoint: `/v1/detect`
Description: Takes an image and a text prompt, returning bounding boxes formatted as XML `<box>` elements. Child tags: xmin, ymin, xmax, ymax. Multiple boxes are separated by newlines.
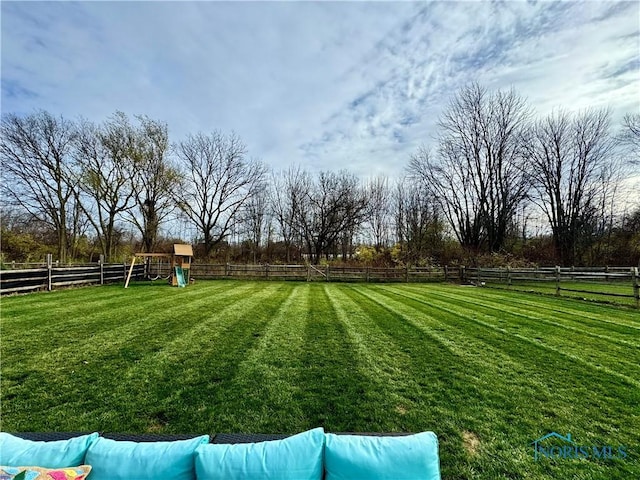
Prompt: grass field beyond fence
<box><xmin>2</xmin><ymin>281</ymin><xmax>639</xmax><ymax>479</ymax></box>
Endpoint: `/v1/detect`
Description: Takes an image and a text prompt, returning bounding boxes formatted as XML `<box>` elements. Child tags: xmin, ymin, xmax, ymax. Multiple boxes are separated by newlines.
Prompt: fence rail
<box><xmin>1</xmin><ymin>259</ymin><xmax>145</xmax><ymax>295</ymax></box>
<box><xmin>190</xmin><ymin>264</ymin><xmax>452</xmax><ymax>283</ymax></box>
<box><xmin>464</xmin><ymin>266</ymin><xmax>640</xmax><ymax>308</ymax></box>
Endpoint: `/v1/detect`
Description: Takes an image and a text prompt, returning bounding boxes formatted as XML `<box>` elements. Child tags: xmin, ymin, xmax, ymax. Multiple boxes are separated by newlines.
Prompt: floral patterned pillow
<box><xmin>0</xmin><ymin>465</ymin><xmax>91</xmax><ymax>480</ymax></box>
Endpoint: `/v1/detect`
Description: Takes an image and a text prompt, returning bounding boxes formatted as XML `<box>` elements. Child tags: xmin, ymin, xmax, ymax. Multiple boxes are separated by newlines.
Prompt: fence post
<box><xmin>507</xmin><ymin>266</ymin><xmax>512</xmax><ymax>287</ymax></box>
<box><xmin>265</xmin><ymin>264</ymin><xmax>269</xmax><ymax>279</ymax></box>
<box><xmin>225</xmin><ymin>263</ymin><xmax>230</xmax><ymax>277</ymax></box>
<box><xmin>46</xmin><ymin>254</ymin><xmax>53</xmax><ymax>291</ymax></box>
<box><xmin>633</xmin><ymin>267</ymin><xmax>639</xmax><ymax>309</ymax></box>
<box><xmin>307</xmin><ymin>264</ymin><xmax>311</xmax><ymax>282</ymax></box>
<box><xmin>405</xmin><ymin>265</ymin><xmax>409</xmax><ymax>283</ymax></box>
<box><xmin>326</xmin><ymin>264</ymin><xmax>330</xmax><ymax>282</ymax></box>
<box><xmin>460</xmin><ymin>266</ymin><xmax>466</xmax><ymax>284</ymax></box>
<box><xmin>444</xmin><ymin>265</ymin><xmax>448</xmax><ymax>282</ymax></box>
<box><xmin>366</xmin><ymin>266</ymin><xmax>370</xmax><ymax>283</ymax></box>
<box><xmin>555</xmin><ymin>266</ymin><xmax>561</xmax><ymax>296</ymax></box>
<box><xmin>476</xmin><ymin>267</ymin><xmax>481</xmax><ymax>285</ymax></box>
<box><xmin>99</xmin><ymin>255</ymin><xmax>104</xmax><ymax>285</ymax></box>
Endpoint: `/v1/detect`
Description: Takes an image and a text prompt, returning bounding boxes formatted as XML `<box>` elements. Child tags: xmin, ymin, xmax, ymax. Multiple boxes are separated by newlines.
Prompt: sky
<box><xmin>2</xmin><ymin>0</ymin><xmax>639</xmax><ymax>180</ymax></box>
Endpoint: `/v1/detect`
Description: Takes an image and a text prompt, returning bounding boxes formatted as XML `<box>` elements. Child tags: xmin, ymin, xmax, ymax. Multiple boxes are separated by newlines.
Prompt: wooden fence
<box><xmin>159</xmin><ymin>263</ymin><xmax>454</xmax><ymax>283</ymax></box>
<box><xmin>1</xmin><ymin>261</ymin><xmax>455</xmax><ymax>295</ymax></box>
<box><xmin>464</xmin><ymin>266</ymin><xmax>640</xmax><ymax>308</ymax></box>
<box><xmin>3</xmin><ymin>258</ymin><xmax>638</xmax><ymax>308</ymax></box>
<box><xmin>1</xmin><ymin>255</ymin><xmax>144</xmax><ymax>295</ymax></box>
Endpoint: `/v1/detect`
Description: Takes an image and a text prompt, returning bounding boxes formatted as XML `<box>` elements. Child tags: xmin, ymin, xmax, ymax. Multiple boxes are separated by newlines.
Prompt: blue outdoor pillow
<box><xmin>195</xmin><ymin>427</ymin><xmax>324</xmax><ymax>480</ymax></box>
<box><xmin>324</xmin><ymin>432</ymin><xmax>441</xmax><ymax>480</ymax></box>
<box><xmin>0</xmin><ymin>432</ymin><xmax>99</xmax><ymax>468</ymax></box>
<box><xmin>85</xmin><ymin>434</ymin><xmax>209</xmax><ymax>480</ymax></box>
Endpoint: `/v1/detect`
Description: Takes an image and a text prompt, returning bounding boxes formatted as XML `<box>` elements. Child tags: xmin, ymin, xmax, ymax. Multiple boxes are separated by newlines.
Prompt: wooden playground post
<box><xmin>124</xmin><ymin>256</ymin><xmax>137</xmax><ymax>288</ymax></box>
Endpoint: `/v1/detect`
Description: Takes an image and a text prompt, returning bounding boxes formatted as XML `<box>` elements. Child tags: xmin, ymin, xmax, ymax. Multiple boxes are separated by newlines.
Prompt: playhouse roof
<box><xmin>173</xmin><ymin>244</ymin><xmax>193</xmax><ymax>256</ymax></box>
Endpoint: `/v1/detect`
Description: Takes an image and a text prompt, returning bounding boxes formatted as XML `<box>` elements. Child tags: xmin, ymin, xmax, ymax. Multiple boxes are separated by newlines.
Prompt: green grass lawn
<box><xmin>2</xmin><ymin>281</ymin><xmax>639</xmax><ymax>479</ymax></box>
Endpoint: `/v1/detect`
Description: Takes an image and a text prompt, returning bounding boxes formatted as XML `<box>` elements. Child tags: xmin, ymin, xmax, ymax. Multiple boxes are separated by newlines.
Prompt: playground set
<box><xmin>124</xmin><ymin>244</ymin><xmax>193</xmax><ymax>288</ymax></box>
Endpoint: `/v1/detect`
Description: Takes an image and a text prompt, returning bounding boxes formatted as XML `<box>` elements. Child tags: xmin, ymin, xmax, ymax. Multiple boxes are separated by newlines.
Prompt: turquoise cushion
<box><xmin>85</xmin><ymin>435</ymin><xmax>209</xmax><ymax>480</ymax></box>
<box><xmin>195</xmin><ymin>428</ymin><xmax>324</xmax><ymax>480</ymax></box>
<box><xmin>0</xmin><ymin>432</ymin><xmax>99</xmax><ymax>468</ymax></box>
<box><xmin>324</xmin><ymin>432</ymin><xmax>441</xmax><ymax>480</ymax></box>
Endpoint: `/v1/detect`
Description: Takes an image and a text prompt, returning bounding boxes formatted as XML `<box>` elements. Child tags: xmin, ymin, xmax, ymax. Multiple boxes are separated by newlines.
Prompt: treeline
<box><xmin>1</xmin><ymin>84</ymin><xmax>639</xmax><ymax>267</ymax></box>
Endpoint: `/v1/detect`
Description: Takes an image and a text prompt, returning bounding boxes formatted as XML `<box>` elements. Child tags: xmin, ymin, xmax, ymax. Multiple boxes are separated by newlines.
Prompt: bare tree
<box><xmin>393</xmin><ymin>176</ymin><xmax>444</xmax><ymax>265</ymax></box>
<box><xmin>269</xmin><ymin>166</ymin><xmax>308</xmax><ymax>263</ymax></box>
<box><xmin>242</xmin><ymin>187</ymin><xmax>269</xmax><ymax>263</ymax></box>
<box><xmin>409</xmin><ymin>83</ymin><xmax>531</xmax><ymax>253</ymax></box>
<box><xmin>0</xmin><ymin>111</ymin><xmax>79</xmax><ymax>262</ymax></box>
<box><xmin>365</xmin><ymin>175</ymin><xmax>391</xmax><ymax>251</ymax></box>
<box><xmin>291</xmin><ymin>170</ymin><xmax>367</xmax><ymax>264</ymax></box>
<box><xmin>73</xmin><ymin>113</ymin><xmax>137</xmax><ymax>261</ymax></box>
<box><xmin>619</xmin><ymin>113</ymin><xmax>640</xmax><ymax>165</ymax></box>
<box><xmin>409</xmin><ymin>147</ymin><xmax>484</xmax><ymax>250</ymax></box>
<box><xmin>127</xmin><ymin>116</ymin><xmax>178</xmax><ymax>252</ymax></box>
<box><xmin>526</xmin><ymin>108</ymin><xmax>617</xmax><ymax>264</ymax></box>
<box><xmin>174</xmin><ymin>131</ymin><xmax>266</xmax><ymax>257</ymax></box>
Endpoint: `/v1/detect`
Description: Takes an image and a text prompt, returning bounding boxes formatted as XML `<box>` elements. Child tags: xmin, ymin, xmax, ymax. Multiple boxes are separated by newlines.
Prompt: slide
<box><xmin>174</xmin><ymin>266</ymin><xmax>186</xmax><ymax>287</ymax></box>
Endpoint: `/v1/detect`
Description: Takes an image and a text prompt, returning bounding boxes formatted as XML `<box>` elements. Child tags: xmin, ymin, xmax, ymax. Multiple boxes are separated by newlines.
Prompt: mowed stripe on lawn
<box><xmin>348</xmin><ymin>284</ymin><xmax>639</xmax><ymax>478</ymax></box>
<box><xmin>200</xmin><ymin>282</ymin><xmax>310</xmax><ymax>432</ymax></box>
<box><xmin>100</xmin><ymin>282</ymin><xmax>296</xmax><ymax>433</ymax></box>
<box><xmin>3</xmin><ymin>282</ymin><xmax>293</xmax><ymax>431</ymax></box>
<box><xmin>367</xmin><ymin>285</ymin><xmax>639</xmax><ymax>432</ymax></box>
<box><xmin>431</xmin><ymin>283</ymin><xmax>640</xmax><ymax>332</ymax></box>
<box><xmin>2</xmin><ymin>281</ymin><xmax>235</xmax><ymax>354</ymax></box>
<box><xmin>388</xmin><ymin>284</ymin><xmax>640</xmax><ymax>383</ymax></box>
<box><xmin>373</xmin><ymin>284</ymin><xmax>638</xmax><ymax>401</ymax></box>
<box><xmin>293</xmin><ymin>283</ymin><xmax>380</xmax><ymax>431</ymax></box>
<box><xmin>343</xmin><ymin>284</ymin><xmax>553</xmax><ymax>476</ymax></box>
